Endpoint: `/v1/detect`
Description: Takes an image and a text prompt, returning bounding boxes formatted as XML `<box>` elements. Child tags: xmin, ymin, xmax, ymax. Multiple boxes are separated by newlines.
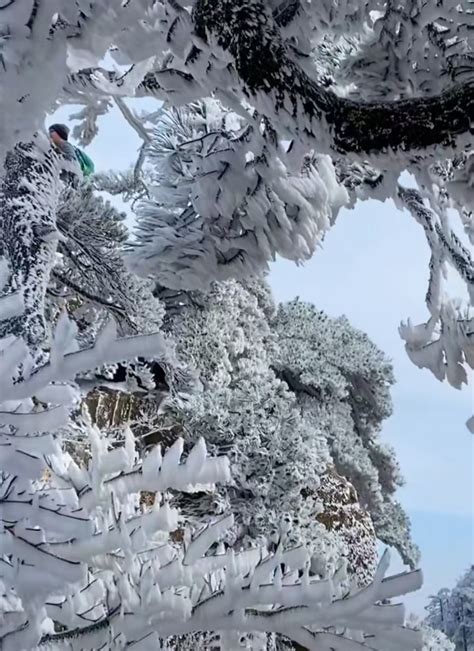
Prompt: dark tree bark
<box><xmin>193</xmin><ymin>0</ymin><xmax>473</xmax><ymax>156</ymax></box>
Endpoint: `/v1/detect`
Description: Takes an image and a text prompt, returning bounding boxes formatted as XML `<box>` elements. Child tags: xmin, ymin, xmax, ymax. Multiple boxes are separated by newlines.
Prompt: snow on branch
<box><xmin>56</xmin><ymin>1</ymin><xmax>474</xmax><ymax>162</ymax></box>
<box><xmin>396</xmin><ymin>186</ymin><xmax>474</xmax><ymax>390</ymax></box>
<box><xmin>31</xmin><ymin>544</ymin><xmax>423</xmax><ymax>651</ymax></box>
<box><xmin>0</xmin><ymin>317</ymin><xmax>171</xmax><ymax>401</ymax></box>
<box><xmin>1</xmin><ymin>0</ymin><xmax>473</xmax><ymax>167</ymax></box>
<box><xmin>336</xmin><ymin>1</ymin><xmax>473</xmax><ymax>101</ymax></box>
<box><xmin>192</xmin><ymin>0</ymin><xmax>473</xmax><ymax>159</ymax></box>
<box><xmin>128</xmin><ymin>101</ymin><xmax>348</xmax><ymax>289</ymax></box>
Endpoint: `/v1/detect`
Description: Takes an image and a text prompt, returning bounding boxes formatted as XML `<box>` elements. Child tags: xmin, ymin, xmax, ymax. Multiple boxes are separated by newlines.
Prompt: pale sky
<box><xmin>50</xmin><ymin>101</ymin><xmax>473</xmax><ymax>615</ymax></box>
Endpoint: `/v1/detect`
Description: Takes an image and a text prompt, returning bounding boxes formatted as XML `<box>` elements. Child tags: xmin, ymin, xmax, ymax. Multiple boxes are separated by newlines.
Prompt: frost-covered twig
<box><xmin>0</xmin><ymin>320</ymin><xmax>170</xmax><ymax>401</ymax></box>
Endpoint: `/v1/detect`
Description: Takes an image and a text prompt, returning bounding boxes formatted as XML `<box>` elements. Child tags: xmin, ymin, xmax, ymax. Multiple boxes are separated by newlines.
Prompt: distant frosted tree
<box><xmin>450</xmin><ymin>568</ymin><xmax>474</xmax><ymax>651</ymax></box>
<box><xmin>421</xmin><ymin>625</ymin><xmax>455</xmax><ymax>651</ymax></box>
<box><xmin>450</xmin><ymin>567</ymin><xmax>474</xmax><ymax>651</ymax></box>
<box><xmin>426</xmin><ymin>567</ymin><xmax>474</xmax><ymax>651</ymax></box>
<box><xmin>425</xmin><ymin>589</ymin><xmax>451</xmax><ymax>634</ymax></box>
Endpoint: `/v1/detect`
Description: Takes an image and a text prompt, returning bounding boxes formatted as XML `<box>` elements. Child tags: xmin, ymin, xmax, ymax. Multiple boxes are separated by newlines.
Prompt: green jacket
<box><xmin>74</xmin><ymin>147</ymin><xmax>95</xmax><ymax>176</ymax></box>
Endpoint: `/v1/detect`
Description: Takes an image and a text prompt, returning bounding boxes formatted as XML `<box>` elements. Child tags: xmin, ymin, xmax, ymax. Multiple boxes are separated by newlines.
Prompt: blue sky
<box><xmin>50</xmin><ymin>102</ymin><xmax>473</xmax><ymax>614</ymax></box>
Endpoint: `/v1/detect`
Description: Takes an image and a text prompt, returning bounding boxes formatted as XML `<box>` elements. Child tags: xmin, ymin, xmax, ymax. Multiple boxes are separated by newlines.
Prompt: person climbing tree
<box><xmin>48</xmin><ymin>123</ymin><xmax>95</xmax><ymax>177</ymax></box>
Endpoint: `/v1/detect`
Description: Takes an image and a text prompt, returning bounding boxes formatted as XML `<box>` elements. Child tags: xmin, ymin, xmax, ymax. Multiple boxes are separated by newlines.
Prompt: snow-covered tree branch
<box><xmin>127</xmin><ymin>102</ymin><xmax>347</xmax><ymax>289</ymax></box>
<box><xmin>192</xmin><ymin>0</ymin><xmax>473</xmax><ymax>157</ymax></box>
<box><xmin>1</xmin><ymin>1</ymin><xmax>471</xmax><ymax>159</ymax></box>
<box><xmin>396</xmin><ymin>186</ymin><xmax>474</xmax><ymax>390</ymax></box>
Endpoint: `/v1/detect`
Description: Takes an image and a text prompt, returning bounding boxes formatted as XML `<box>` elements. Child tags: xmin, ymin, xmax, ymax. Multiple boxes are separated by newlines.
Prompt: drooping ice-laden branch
<box><xmin>59</xmin><ymin>1</ymin><xmax>473</xmax><ymax>161</ymax></box>
<box><xmin>0</xmin><ymin>315</ymin><xmax>172</xmax><ymax>402</ymax></box>
<box><xmin>31</xmin><ymin>545</ymin><xmax>423</xmax><ymax>651</ymax></box>
<box><xmin>1</xmin><ymin>0</ymin><xmax>473</xmax><ymax>168</ymax></box>
<box><xmin>127</xmin><ymin>102</ymin><xmax>348</xmax><ymax>289</ymax></box>
<box><xmin>396</xmin><ymin>186</ymin><xmax>474</xmax><ymax>390</ymax></box>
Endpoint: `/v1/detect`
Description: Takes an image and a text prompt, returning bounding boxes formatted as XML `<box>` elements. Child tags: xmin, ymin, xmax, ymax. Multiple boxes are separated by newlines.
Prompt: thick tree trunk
<box><xmin>193</xmin><ymin>0</ymin><xmax>473</xmax><ymax>156</ymax></box>
<box><xmin>0</xmin><ymin>142</ymin><xmax>62</xmax><ymax>356</ymax></box>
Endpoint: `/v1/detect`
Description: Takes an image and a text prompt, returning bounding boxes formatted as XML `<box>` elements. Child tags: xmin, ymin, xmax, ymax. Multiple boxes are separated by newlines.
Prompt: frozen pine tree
<box><xmin>0</xmin><ymin>0</ymin><xmax>472</xmax><ymax>386</ymax></box>
<box><xmin>426</xmin><ymin>567</ymin><xmax>474</xmax><ymax>651</ymax></box>
<box><xmin>447</xmin><ymin>572</ymin><xmax>474</xmax><ymax>651</ymax></box>
<box><xmin>160</xmin><ymin>277</ymin><xmax>417</xmax><ymax>589</ymax></box>
<box><xmin>271</xmin><ymin>298</ymin><xmax>419</xmax><ymax>567</ymax></box>
<box><xmin>421</xmin><ymin>625</ymin><xmax>455</xmax><ymax>651</ymax></box>
<box><xmin>162</xmin><ymin>279</ymin><xmax>335</xmax><ymax>558</ymax></box>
